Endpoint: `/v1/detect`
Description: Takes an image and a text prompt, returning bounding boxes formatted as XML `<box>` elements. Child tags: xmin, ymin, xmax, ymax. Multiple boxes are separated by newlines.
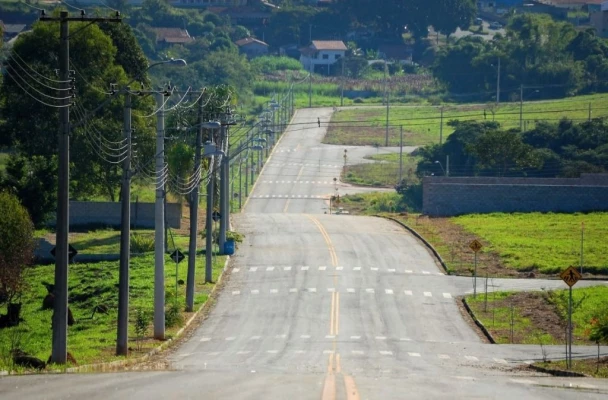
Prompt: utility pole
<box><xmin>439</xmin><ymin>106</ymin><xmax>444</xmax><ymax>145</ymax></box>
<box><xmin>308</xmin><ymin>73</ymin><xmax>312</xmax><ymax>108</ymax></box>
<box><xmin>385</xmin><ymin>82</ymin><xmax>390</xmax><ymax>147</ymax></box>
<box><xmin>116</xmin><ymin>89</ymin><xmax>132</xmax><ymax>356</ymax></box>
<box><xmin>519</xmin><ymin>84</ymin><xmax>524</xmax><ymax>132</ymax></box>
<box><xmin>205</xmin><ymin>153</ymin><xmax>215</xmax><ymax>283</ymax></box>
<box><xmin>40</xmin><ymin>9</ymin><xmax>121</xmax><ymax>365</ymax></box>
<box><xmin>496</xmin><ymin>58</ymin><xmax>500</xmax><ymax>105</ymax></box>
<box><xmin>399</xmin><ymin>125</ymin><xmax>403</xmax><ymax>184</ymax></box>
<box><xmin>154</xmin><ymin>91</ymin><xmax>166</xmax><ymax>340</ymax></box>
<box><xmin>340</xmin><ymin>59</ymin><xmax>345</xmax><ymax>107</ymax></box>
<box><xmin>185</xmin><ymin>96</ymin><xmax>204</xmax><ymax>312</ymax></box>
<box><xmin>219</xmin><ymin>125</ymin><xmax>228</xmax><ymax>254</ymax></box>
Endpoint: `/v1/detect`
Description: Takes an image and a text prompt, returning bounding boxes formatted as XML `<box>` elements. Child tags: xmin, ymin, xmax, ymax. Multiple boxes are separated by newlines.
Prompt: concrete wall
<box><xmin>423</xmin><ymin>174</ymin><xmax>608</xmax><ymax>216</ymax></box>
<box><xmin>59</xmin><ymin>201</ymin><xmax>182</xmax><ymax>229</ymax></box>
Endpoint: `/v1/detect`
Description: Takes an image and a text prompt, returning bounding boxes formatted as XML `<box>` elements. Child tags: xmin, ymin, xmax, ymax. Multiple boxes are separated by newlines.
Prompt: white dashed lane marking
<box><xmin>408</xmin><ymin>352</ymin><xmax>421</xmax><ymax>357</ymax></box>
<box><xmin>465</xmin><ymin>356</ymin><xmax>479</xmax><ymax>362</ymax></box>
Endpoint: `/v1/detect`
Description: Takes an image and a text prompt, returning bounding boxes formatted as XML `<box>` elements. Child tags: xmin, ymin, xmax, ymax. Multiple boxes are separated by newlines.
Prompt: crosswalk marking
<box><xmin>308</xmin><ymin>288</ymin><xmax>317</xmax><ymax>292</ymax></box>
<box><xmin>284</xmin><ymin>266</ymin><xmax>292</xmax><ymax>271</ymax></box>
<box><xmin>233</xmin><ymin>268</ymin><xmax>240</xmax><ymax>273</ymax></box>
<box><xmin>347</xmin><ymin>288</ymin><xmax>355</xmax><ymax>293</ymax></box>
<box><xmin>289</xmin><ymin>288</ymin><xmax>298</xmax><ymax>293</ymax></box>
<box><xmin>371</xmin><ymin>267</ymin><xmax>379</xmax><ymax>271</ymax></box>
<box><xmin>465</xmin><ymin>356</ymin><xmax>479</xmax><ymax>361</ymax></box>
<box><xmin>327</xmin><ymin>288</ymin><xmax>336</xmax><ymax>292</ymax></box>
<box><xmin>249</xmin><ymin>267</ymin><xmax>257</xmax><ymax>272</ymax></box>
<box><xmin>388</xmin><ymin>269</ymin><xmax>395</xmax><ymax>272</ymax></box>
<box><xmin>438</xmin><ymin>354</ymin><xmax>450</xmax><ymax>359</ymax></box>
<box><xmin>267</xmin><ymin>350</ymin><xmax>278</xmax><ymax>354</ymax></box>
<box><xmin>354</xmin><ymin>267</ymin><xmax>361</xmax><ymax>271</ymax></box>
<box><xmin>424</xmin><ymin>292</ymin><xmax>432</xmax><ymax>297</ymax></box>
<box><xmin>443</xmin><ymin>293</ymin><xmax>452</xmax><ymax>299</ymax></box>
<box><xmin>237</xmin><ymin>351</ymin><xmax>250</xmax><ymax>355</ymax></box>
<box><xmin>323</xmin><ymin>350</ymin><xmax>334</xmax><ymax>354</ymax></box>
<box><xmin>200</xmin><ymin>337</ymin><xmax>211</xmax><ymax>342</ymax></box>
<box><xmin>225</xmin><ymin>337</ymin><xmax>235</xmax><ymax>341</ymax></box>
<box><xmin>319</xmin><ymin>266</ymin><xmax>327</xmax><ymax>271</ymax></box>
<box><xmin>404</xmin><ymin>290</ymin><xmax>413</xmax><ymax>296</ymax></box>
<box><xmin>385</xmin><ymin>289</ymin><xmax>394</xmax><ymax>294</ymax></box>
<box><xmin>375</xmin><ymin>336</ymin><xmax>387</xmax><ymax>340</ymax></box>
<box><xmin>336</xmin><ymin>266</ymin><xmax>343</xmax><ymax>270</ymax></box>
<box><xmin>405</xmin><ymin>270</ymin><xmax>413</xmax><ymax>274</ymax></box>
<box><xmin>295</xmin><ymin>350</ymin><xmax>306</xmax><ymax>354</ymax></box>
<box><xmin>301</xmin><ymin>266</ymin><xmax>309</xmax><ymax>271</ymax></box>
<box><xmin>422</xmin><ymin>271</ymin><xmax>430</xmax><ymax>275</ymax></box>
<box><xmin>379</xmin><ymin>351</ymin><xmax>393</xmax><ymax>356</ymax></box>
<box><xmin>408</xmin><ymin>352</ymin><xmax>421</xmax><ymax>357</ymax></box>
<box><xmin>266</xmin><ymin>266</ymin><xmax>275</xmax><ymax>271</ymax></box>
<box><xmin>325</xmin><ymin>335</ymin><xmax>336</xmax><ymax>339</ymax></box>
<box><xmin>400</xmin><ymin>338</ymin><xmax>411</xmax><ymax>341</ymax></box>
<box><xmin>275</xmin><ymin>334</ymin><xmax>286</xmax><ymax>339</ymax></box>
<box><xmin>510</xmin><ymin>379</ymin><xmax>536</xmax><ymax>385</ymax></box>
<box><xmin>300</xmin><ymin>335</ymin><xmax>311</xmax><ymax>339</ymax></box>
<box><xmin>251</xmin><ymin>289</ymin><xmax>259</xmax><ymax>294</ymax></box>
<box><xmin>232</xmin><ymin>290</ymin><xmax>240</xmax><ymax>295</ymax></box>
<box><xmin>250</xmin><ymin>336</ymin><xmax>261</xmax><ymax>340</ymax></box>
<box><xmin>350</xmin><ymin>336</ymin><xmax>361</xmax><ymax>340</ymax></box>
<box><xmin>270</xmin><ymin>289</ymin><xmax>278</xmax><ymax>294</ymax></box>
<box><xmin>351</xmin><ymin>350</ymin><xmax>364</xmax><ymax>355</ymax></box>
<box><xmin>366</xmin><ymin>288</ymin><xmax>375</xmax><ymax>293</ymax></box>
<box><xmin>493</xmin><ymin>358</ymin><xmax>507</xmax><ymax>364</ymax></box>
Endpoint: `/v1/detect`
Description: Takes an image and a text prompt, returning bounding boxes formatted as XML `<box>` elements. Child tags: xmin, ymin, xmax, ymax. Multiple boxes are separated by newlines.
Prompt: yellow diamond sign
<box><xmin>560</xmin><ymin>266</ymin><xmax>582</xmax><ymax>287</ymax></box>
<box><xmin>469</xmin><ymin>239</ymin><xmax>483</xmax><ymax>253</ymax></box>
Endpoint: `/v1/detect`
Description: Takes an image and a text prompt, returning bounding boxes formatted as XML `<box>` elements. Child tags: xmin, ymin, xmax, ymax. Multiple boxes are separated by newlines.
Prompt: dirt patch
<box><xmin>482</xmin><ymin>291</ymin><xmax>567</xmax><ymax>344</ymax></box>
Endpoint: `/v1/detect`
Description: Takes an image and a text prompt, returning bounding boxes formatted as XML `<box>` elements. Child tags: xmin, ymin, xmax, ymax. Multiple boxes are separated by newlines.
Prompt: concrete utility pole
<box><xmin>186</xmin><ymin>96</ymin><xmax>204</xmax><ymax>312</ymax></box>
<box><xmin>219</xmin><ymin>125</ymin><xmax>228</xmax><ymax>254</ymax></box>
<box><xmin>154</xmin><ymin>92</ymin><xmax>166</xmax><ymax>340</ymax></box>
<box><xmin>40</xmin><ymin>9</ymin><xmax>121</xmax><ymax>365</ymax></box>
<box><xmin>496</xmin><ymin>58</ymin><xmax>501</xmax><ymax>105</ymax></box>
<box><xmin>519</xmin><ymin>84</ymin><xmax>524</xmax><ymax>132</ymax></box>
<box><xmin>340</xmin><ymin>59</ymin><xmax>345</xmax><ymax>107</ymax></box>
<box><xmin>205</xmin><ymin>154</ymin><xmax>215</xmax><ymax>283</ymax></box>
<box><xmin>439</xmin><ymin>106</ymin><xmax>444</xmax><ymax>145</ymax></box>
<box><xmin>116</xmin><ymin>90</ymin><xmax>132</xmax><ymax>355</ymax></box>
<box><xmin>308</xmin><ymin>73</ymin><xmax>312</xmax><ymax>108</ymax></box>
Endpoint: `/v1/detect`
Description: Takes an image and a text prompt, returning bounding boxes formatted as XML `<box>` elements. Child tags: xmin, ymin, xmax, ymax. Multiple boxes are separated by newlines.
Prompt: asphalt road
<box><xmin>1</xmin><ymin>108</ymin><xmax>608</xmax><ymax>399</ymax></box>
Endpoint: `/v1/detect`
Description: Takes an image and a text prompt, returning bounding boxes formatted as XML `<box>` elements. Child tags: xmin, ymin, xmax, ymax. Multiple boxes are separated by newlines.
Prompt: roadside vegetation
<box><xmin>342</xmin><ymin>152</ymin><xmax>419</xmax><ymax>187</ymax></box>
<box><xmin>465</xmin><ymin>287</ymin><xmax>608</xmax><ymax>377</ymax></box>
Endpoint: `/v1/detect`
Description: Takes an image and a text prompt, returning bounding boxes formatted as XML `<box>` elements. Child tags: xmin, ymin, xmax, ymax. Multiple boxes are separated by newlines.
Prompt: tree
<box><xmin>430</xmin><ymin>0</ymin><xmax>476</xmax><ymax>40</ymax></box>
<box><xmin>0</xmin><ymin>18</ymin><xmax>155</xmax><ymax>210</ymax></box>
<box><xmin>0</xmin><ymin>191</ymin><xmax>34</xmax><ymax>327</ymax></box>
<box><xmin>469</xmin><ymin>129</ymin><xmax>542</xmax><ymax>176</ymax></box>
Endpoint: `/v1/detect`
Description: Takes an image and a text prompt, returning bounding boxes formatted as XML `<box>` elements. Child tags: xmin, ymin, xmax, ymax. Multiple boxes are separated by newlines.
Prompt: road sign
<box><xmin>170</xmin><ymin>250</ymin><xmax>185</xmax><ymax>264</ymax></box>
<box><xmin>212</xmin><ymin>211</ymin><xmax>221</xmax><ymax>222</ymax></box>
<box><xmin>560</xmin><ymin>266</ymin><xmax>582</xmax><ymax>287</ymax></box>
<box><xmin>50</xmin><ymin>244</ymin><xmax>78</xmax><ymax>262</ymax></box>
<box><xmin>469</xmin><ymin>239</ymin><xmax>483</xmax><ymax>253</ymax></box>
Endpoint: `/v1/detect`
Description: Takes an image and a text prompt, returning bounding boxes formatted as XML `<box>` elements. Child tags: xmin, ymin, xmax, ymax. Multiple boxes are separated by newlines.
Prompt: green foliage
<box><xmin>0</xmin><ymin>191</ymin><xmax>34</xmax><ymax>306</ymax></box>
<box><xmin>1</xmin><ymin>155</ymin><xmax>57</xmax><ymax>227</ymax></box>
<box><xmin>453</xmin><ymin>212</ymin><xmax>608</xmax><ymax>274</ymax></box>
<box><xmin>165</xmin><ymin>301</ymin><xmax>183</xmax><ymax>328</ymax></box>
<box><xmin>130</xmin><ymin>233</ymin><xmax>155</xmax><ymax>253</ymax></box>
<box><xmin>433</xmin><ymin>15</ymin><xmax>608</xmax><ymax>99</ymax></box>
<box><xmin>250</xmin><ymin>56</ymin><xmax>304</xmax><ymax>74</ymax></box>
<box><xmin>589</xmin><ymin>309</ymin><xmax>608</xmax><ymax>344</ymax></box>
<box><xmin>134</xmin><ymin>308</ymin><xmax>151</xmax><ymax>351</ymax></box>
<box><xmin>226</xmin><ymin>230</ymin><xmax>244</xmax><ymax>243</ymax></box>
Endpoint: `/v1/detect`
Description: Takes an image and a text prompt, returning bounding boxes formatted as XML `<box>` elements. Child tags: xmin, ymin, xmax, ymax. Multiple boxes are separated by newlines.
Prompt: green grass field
<box><xmin>453</xmin><ymin>212</ymin><xmax>608</xmax><ymax>274</ymax></box>
<box><xmin>0</xmin><ymin>252</ymin><xmax>226</xmax><ymax>371</ymax></box>
<box><xmin>326</xmin><ymin>93</ymin><xmax>608</xmax><ymax>147</ymax></box>
<box><xmin>343</xmin><ymin>153</ymin><xmax>419</xmax><ymax>187</ymax></box>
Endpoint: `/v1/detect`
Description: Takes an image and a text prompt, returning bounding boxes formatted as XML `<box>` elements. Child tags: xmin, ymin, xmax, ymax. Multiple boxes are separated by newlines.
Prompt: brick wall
<box><xmin>423</xmin><ymin>174</ymin><xmax>608</xmax><ymax>216</ymax></box>
<box><xmin>55</xmin><ymin>201</ymin><xmax>183</xmax><ymax>228</ymax></box>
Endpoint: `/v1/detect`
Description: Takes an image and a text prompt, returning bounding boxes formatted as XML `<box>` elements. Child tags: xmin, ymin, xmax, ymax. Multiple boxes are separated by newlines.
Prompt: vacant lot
<box><xmin>326</xmin><ymin>93</ymin><xmax>608</xmax><ymax>147</ymax></box>
<box><xmin>454</xmin><ymin>212</ymin><xmax>608</xmax><ymax>275</ymax></box>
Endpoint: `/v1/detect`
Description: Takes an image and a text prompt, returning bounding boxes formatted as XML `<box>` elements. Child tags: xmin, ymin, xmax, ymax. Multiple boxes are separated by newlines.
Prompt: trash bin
<box><xmin>224</xmin><ymin>239</ymin><xmax>235</xmax><ymax>255</ymax></box>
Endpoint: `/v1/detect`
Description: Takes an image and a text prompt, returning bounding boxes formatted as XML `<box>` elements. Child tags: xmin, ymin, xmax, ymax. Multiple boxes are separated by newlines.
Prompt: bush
<box><xmin>130</xmin><ymin>233</ymin><xmax>154</xmax><ymax>253</ymax></box>
<box><xmin>251</xmin><ymin>56</ymin><xmax>303</xmax><ymax>74</ymax></box>
<box><xmin>165</xmin><ymin>302</ymin><xmax>183</xmax><ymax>328</ymax></box>
<box><xmin>353</xmin><ymin>97</ymin><xmax>364</xmax><ymax>103</ymax></box>
<box><xmin>134</xmin><ymin>309</ymin><xmax>151</xmax><ymax>351</ymax></box>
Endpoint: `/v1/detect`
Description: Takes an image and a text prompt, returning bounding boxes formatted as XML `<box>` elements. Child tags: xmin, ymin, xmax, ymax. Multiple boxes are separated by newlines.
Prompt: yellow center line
<box><xmin>343</xmin><ymin>375</ymin><xmax>360</xmax><ymax>400</ymax></box>
<box><xmin>335</xmin><ymin>353</ymin><xmax>341</xmax><ymax>374</ymax></box>
<box><xmin>335</xmin><ymin>293</ymin><xmax>340</xmax><ymax>336</ymax></box>
<box><xmin>329</xmin><ymin>292</ymin><xmax>336</xmax><ymax>336</ymax></box>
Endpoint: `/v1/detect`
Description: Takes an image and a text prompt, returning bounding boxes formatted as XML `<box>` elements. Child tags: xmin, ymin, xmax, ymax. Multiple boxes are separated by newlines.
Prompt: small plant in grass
<box><xmin>0</xmin><ymin>327</ymin><xmax>30</xmax><ymax>371</ymax></box>
<box><xmin>165</xmin><ymin>302</ymin><xmax>183</xmax><ymax>328</ymax></box>
<box><xmin>130</xmin><ymin>233</ymin><xmax>154</xmax><ymax>253</ymax></box>
<box><xmin>588</xmin><ymin>310</ymin><xmax>608</xmax><ymax>372</ymax></box>
<box><xmin>134</xmin><ymin>309</ymin><xmax>151</xmax><ymax>352</ymax></box>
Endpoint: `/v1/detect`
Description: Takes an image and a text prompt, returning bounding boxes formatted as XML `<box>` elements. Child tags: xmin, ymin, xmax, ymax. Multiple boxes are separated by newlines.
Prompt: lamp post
<box><xmin>434</xmin><ymin>160</ymin><xmax>447</xmax><ymax>176</ymax></box>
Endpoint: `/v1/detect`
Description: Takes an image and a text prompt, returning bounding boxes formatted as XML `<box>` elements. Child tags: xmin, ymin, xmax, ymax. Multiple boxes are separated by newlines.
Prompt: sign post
<box><xmin>560</xmin><ymin>265</ymin><xmax>582</xmax><ymax>369</ymax></box>
<box><xmin>170</xmin><ymin>250</ymin><xmax>185</xmax><ymax>303</ymax></box>
<box><xmin>469</xmin><ymin>239</ymin><xmax>483</xmax><ymax>298</ymax></box>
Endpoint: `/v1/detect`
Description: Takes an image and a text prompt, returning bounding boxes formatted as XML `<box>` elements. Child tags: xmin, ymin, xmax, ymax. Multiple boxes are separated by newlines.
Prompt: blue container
<box><xmin>224</xmin><ymin>239</ymin><xmax>235</xmax><ymax>255</ymax></box>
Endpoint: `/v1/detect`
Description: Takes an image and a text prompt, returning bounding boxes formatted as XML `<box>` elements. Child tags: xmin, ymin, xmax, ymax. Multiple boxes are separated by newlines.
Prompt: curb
<box><xmin>527</xmin><ymin>364</ymin><xmax>588</xmax><ymax>378</ymax></box>
<box><xmin>461</xmin><ymin>298</ymin><xmax>496</xmax><ymax>344</ymax></box>
<box><xmin>64</xmin><ymin>255</ymin><xmax>231</xmax><ymax>373</ymax></box>
<box><xmin>381</xmin><ymin>216</ymin><xmax>449</xmax><ymax>274</ymax></box>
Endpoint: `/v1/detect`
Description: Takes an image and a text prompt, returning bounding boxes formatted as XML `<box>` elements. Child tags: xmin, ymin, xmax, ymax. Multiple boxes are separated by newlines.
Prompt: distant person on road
<box><xmin>317</xmin><ymin>117</ymin><xmax>321</xmax><ymax>127</ymax></box>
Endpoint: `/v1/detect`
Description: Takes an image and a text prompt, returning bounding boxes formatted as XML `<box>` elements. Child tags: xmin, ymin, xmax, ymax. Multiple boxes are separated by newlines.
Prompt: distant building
<box><xmin>236</xmin><ymin>37</ymin><xmax>269</xmax><ymax>58</ymax></box>
<box><xmin>591</xmin><ymin>1</ymin><xmax>608</xmax><ymax>37</ymax></box>
<box><xmin>377</xmin><ymin>44</ymin><xmax>413</xmax><ymax>65</ymax></box>
<box><xmin>153</xmin><ymin>28</ymin><xmax>194</xmax><ymax>45</ymax></box>
<box><xmin>299</xmin><ymin>40</ymin><xmax>347</xmax><ymax>74</ymax></box>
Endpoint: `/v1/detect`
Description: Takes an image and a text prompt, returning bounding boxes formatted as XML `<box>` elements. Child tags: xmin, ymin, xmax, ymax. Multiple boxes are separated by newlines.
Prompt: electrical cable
<box><xmin>5</xmin><ymin>65</ymin><xmax>74</xmax><ymax>100</ymax></box>
<box><xmin>8</xmin><ymin>51</ymin><xmax>71</xmax><ymax>83</ymax></box>
<box><xmin>3</xmin><ymin>68</ymin><xmax>72</xmax><ymax>108</ymax></box>
<box><xmin>5</xmin><ymin>55</ymin><xmax>70</xmax><ymax>91</ymax></box>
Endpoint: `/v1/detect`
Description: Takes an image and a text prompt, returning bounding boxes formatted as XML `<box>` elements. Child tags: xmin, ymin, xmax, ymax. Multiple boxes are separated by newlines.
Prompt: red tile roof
<box><xmin>311</xmin><ymin>40</ymin><xmax>347</xmax><ymax>51</ymax></box>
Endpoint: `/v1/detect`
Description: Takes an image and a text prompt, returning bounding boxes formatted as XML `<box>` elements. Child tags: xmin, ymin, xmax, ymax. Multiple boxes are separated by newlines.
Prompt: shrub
<box><xmin>251</xmin><ymin>56</ymin><xmax>303</xmax><ymax>74</ymax></box>
<box><xmin>130</xmin><ymin>233</ymin><xmax>154</xmax><ymax>253</ymax></box>
<box><xmin>165</xmin><ymin>302</ymin><xmax>183</xmax><ymax>328</ymax></box>
<box><xmin>134</xmin><ymin>309</ymin><xmax>151</xmax><ymax>351</ymax></box>
<box><xmin>353</xmin><ymin>97</ymin><xmax>364</xmax><ymax>103</ymax></box>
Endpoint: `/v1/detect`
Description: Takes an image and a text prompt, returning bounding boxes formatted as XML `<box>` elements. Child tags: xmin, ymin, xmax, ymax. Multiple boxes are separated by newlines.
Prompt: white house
<box><xmin>299</xmin><ymin>40</ymin><xmax>347</xmax><ymax>74</ymax></box>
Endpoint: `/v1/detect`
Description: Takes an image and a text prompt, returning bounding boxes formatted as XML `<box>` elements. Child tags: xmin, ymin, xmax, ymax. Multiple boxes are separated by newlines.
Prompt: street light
<box><xmin>434</xmin><ymin>160</ymin><xmax>446</xmax><ymax>176</ymax></box>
